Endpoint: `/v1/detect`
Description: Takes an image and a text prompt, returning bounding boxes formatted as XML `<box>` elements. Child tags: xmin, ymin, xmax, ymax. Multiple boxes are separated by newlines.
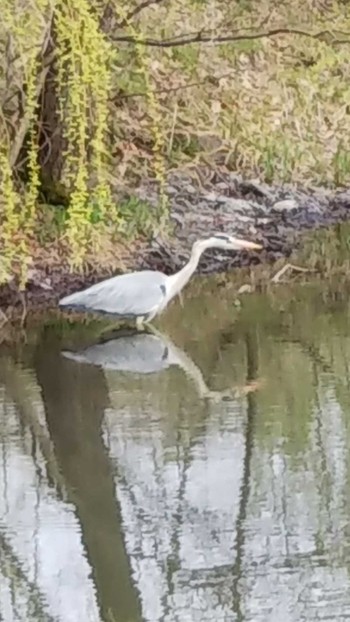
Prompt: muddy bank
<box><xmin>138</xmin><ymin>170</ymin><xmax>350</xmax><ymax>272</ymax></box>
<box><xmin>1</xmin><ymin>169</ymin><xmax>350</xmax><ymax>317</ymax></box>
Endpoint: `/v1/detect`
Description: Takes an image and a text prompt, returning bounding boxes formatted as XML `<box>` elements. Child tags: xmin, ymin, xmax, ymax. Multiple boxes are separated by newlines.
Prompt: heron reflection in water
<box><xmin>62</xmin><ymin>327</ymin><xmax>261</xmax><ymax>401</ymax></box>
<box><xmin>59</xmin><ymin>234</ymin><xmax>262</xmax><ymax>328</ymax></box>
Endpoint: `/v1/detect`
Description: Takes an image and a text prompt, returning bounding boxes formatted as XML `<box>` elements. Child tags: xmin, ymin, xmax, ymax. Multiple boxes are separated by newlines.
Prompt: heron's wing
<box><xmin>59</xmin><ymin>270</ymin><xmax>167</xmax><ymax>316</ymax></box>
<box><xmin>62</xmin><ymin>333</ymin><xmax>170</xmax><ymax>373</ymax></box>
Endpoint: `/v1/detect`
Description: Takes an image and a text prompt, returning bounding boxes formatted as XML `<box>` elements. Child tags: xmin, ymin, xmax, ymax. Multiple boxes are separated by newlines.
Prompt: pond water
<box><xmin>1</xmin><ymin>279</ymin><xmax>350</xmax><ymax>622</ymax></box>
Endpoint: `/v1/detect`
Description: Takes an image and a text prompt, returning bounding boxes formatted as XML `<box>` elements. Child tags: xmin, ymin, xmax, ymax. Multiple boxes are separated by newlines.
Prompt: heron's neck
<box><xmin>167</xmin><ymin>243</ymin><xmax>204</xmax><ymax>299</ymax></box>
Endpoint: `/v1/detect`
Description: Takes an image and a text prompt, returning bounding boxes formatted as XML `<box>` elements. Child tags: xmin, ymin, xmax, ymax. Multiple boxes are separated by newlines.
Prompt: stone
<box><xmin>237</xmin><ymin>284</ymin><xmax>254</xmax><ymax>294</ymax></box>
<box><xmin>272</xmin><ymin>199</ymin><xmax>299</xmax><ymax>212</ymax></box>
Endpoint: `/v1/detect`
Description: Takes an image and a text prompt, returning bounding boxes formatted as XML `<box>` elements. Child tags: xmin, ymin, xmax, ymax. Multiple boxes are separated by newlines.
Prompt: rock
<box><xmin>240</xmin><ymin>179</ymin><xmax>275</xmax><ymax>200</ymax></box>
<box><xmin>237</xmin><ymin>284</ymin><xmax>254</xmax><ymax>294</ymax></box>
<box><xmin>272</xmin><ymin>199</ymin><xmax>299</xmax><ymax>212</ymax></box>
<box><xmin>203</xmin><ymin>192</ymin><xmax>219</xmax><ymax>202</ymax></box>
<box><xmin>223</xmin><ymin>198</ymin><xmax>254</xmax><ymax>212</ymax></box>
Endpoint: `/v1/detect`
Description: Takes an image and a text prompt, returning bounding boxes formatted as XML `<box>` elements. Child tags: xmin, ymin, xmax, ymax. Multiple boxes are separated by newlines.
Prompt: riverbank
<box><xmin>1</xmin><ymin>168</ymin><xmax>350</xmax><ymax>320</ymax></box>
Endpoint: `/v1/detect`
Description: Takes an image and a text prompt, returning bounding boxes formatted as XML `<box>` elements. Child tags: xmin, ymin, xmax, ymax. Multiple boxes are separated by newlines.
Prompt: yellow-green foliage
<box><xmin>0</xmin><ymin>0</ymin><xmax>169</xmax><ymax>280</ymax></box>
<box><xmin>0</xmin><ymin>0</ymin><xmax>47</xmax><ymax>287</ymax></box>
<box><xmin>55</xmin><ymin>0</ymin><xmax>114</xmax><ymax>266</ymax></box>
<box><xmin>0</xmin><ymin>152</ymin><xmax>20</xmax><ymax>284</ymax></box>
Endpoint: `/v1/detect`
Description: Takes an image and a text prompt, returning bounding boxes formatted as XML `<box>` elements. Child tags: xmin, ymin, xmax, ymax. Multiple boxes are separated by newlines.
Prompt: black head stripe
<box><xmin>214</xmin><ymin>234</ymin><xmax>230</xmax><ymax>241</ymax></box>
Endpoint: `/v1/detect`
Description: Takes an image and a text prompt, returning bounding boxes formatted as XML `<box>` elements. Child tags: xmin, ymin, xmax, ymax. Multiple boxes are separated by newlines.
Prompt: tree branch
<box><xmin>111</xmin><ymin>27</ymin><xmax>350</xmax><ymax>47</ymax></box>
<box><xmin>112</xmin><ymin>70</ymin><xmax>235</xmax><ymax>101</ymax></box>
<box><xmin>116</xmin><ymin>0</ymin><xmax>168</xmax><ymax>28</ymax></box>
<box><xmin>8</xmin><ymin>15</ymin><xmax>56</xmax><ymax>170</ymax></box>
<box><xmin>9</xmin><ymin>62</ymin><xmax>51</xmax><ymax>168</ymax></box>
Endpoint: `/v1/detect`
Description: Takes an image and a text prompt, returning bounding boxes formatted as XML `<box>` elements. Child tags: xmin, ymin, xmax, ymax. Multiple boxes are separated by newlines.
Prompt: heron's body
<box><xmin>60</xmin><ymin>270</ymin><xmax>169</xmax><ymax>324</ymax></box>
<box><xmin>59</xmin><ymin>234</ymin><xmax>262</xmax><ymax>326</ymax></box>
<box><xmin>62</xmin><ymin>330</ymin><xmax>181</xmax><ymax>374</ymax></box>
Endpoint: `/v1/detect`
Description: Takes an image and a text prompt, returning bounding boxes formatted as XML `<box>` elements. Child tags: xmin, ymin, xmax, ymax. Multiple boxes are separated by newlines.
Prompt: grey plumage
<box><xmin>59</xmin><ymin>234</ymin><xmax>262</xmax><ymax>326</ymax></box>
<box><xmin>62</xmin><ymin>331</ymin><xmax>172</xmax><ymax>374</ymax></box>
<box><xmin>61</xmin><ymin>327</ymin><xmax>252</xmax><ymax>400</ymax></box>
<box><xmin>59</xmin><ymin>270</ymin><xmax>167</xmax><ymax>318</ymax></box>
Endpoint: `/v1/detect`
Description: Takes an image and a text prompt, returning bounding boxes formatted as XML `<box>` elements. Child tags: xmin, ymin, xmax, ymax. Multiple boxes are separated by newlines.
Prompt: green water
<box><xmin>1</xmin><ymin>281</ymin><xmax>350</xmax><ymax>622</ymax></box>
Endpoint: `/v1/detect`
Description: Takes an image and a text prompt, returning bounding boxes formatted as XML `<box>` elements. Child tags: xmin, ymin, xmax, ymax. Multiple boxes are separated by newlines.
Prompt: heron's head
<box><xmin>197</xmin><ymin>233</ymin><xmax>263</xmax><ymax>252</ymax></box>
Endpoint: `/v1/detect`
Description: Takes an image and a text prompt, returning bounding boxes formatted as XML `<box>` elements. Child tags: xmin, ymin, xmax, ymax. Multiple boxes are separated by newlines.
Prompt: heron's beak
<box><xmin>230</xmin><ymin>237</ymin><xmax>263</xmax><ymax>250</ymax></box>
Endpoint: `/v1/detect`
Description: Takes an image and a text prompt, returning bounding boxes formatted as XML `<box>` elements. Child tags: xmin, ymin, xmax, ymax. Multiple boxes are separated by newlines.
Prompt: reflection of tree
<box><xmin>310</xmin><ymin>359</ymin><xmax>329</xmax><ymax>559</ymax></box>
<box><xmin>232</xmin><ymin>329</ymin><xmax>259</xmax><ymax>621</ymax></box>
<box><xmin>164</xmin><ymin>407</ymin><xmax>210</xmax><ymax>611</ymax></box>
<box><xmin>34</xmin><ymin>336</ymin><xmax>141</xmax><ymax>622</ymax></box>
<box><xmin>0</xmin><ymin>356</ymin><xmax>65</xmax><ymax>496</ymax></box>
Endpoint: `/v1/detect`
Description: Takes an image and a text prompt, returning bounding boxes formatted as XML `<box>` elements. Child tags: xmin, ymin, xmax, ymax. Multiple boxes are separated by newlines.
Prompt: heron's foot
<box><xmin>203</xmin><ymin>379</ymin><xmax>265</xmax><ymax>402</ymax></box>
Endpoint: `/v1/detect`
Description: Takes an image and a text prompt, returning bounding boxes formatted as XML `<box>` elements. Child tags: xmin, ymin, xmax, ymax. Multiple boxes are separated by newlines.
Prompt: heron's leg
<box><xmin>145</xmin><ymin>323</ymin><xmax>164</xmax><ymax>338</ymax></box>
<box><xmin>136</xmin><ymin>316</ymin><xmax>145</xmax><ymax>331</ymax></box>
<box><xmin>99</xmin><ymin>321</ymin><xmax>122</xmax><ymax>336</ymax></box>
<box><xmin>143</xmin><ymin>310</ymin><xmax>157</xmax><ymax>326</ymax></box>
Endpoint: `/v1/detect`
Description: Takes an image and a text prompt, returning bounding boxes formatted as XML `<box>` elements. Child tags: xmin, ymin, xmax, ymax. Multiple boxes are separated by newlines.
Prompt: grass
<box><xmin>112</xmin><ymin>0</ymin><xmax>350</xmax><ymax>187</ymax></box>
<box><xmin>3</xmin><ymin>1</ymin><xmax>350</xmax><ymax>195</ymax></box>
<box><xmin>3</xmin><ymin>1</ymin><xmax>350</xmax><ymax>193</ymax></box>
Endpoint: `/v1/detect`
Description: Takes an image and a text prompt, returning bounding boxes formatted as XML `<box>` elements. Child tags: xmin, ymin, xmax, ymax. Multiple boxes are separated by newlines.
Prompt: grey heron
<box><xmin>62</xmin><ymin>327</ymin><xmax>262</xmax><ymax>400</ymax></box>
<box><xmin>59</xmin><ymin>234</ymin><xmax>262</xmax><ymax>328</ymax></box>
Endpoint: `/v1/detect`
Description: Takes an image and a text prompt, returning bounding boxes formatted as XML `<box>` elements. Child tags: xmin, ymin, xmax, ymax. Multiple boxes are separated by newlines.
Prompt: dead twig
<box><xmin>0</xmin><ymin>309</ymin><xmax>9</xmax><ymax>328</ymax></box>
<box><xmin>116</xmin><ymin>0</ymin><xmax>168</xmax><ymax>28</ymax></box>
<box><xmin>271</xmin><ymin>263</ymin><xmax>316</xmax><ymax>283</ymax></box>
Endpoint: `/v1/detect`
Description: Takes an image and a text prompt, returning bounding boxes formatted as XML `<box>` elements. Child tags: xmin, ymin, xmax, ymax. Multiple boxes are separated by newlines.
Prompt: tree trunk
<box><xmin>38</xmin><ymin>23</ymin><xmax>68</xmax><ymax>205</ymax></box>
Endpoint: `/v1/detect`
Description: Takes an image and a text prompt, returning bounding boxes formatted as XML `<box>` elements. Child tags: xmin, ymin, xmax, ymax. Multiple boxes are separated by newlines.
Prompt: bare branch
<box><xmin>100</xmin><ymin>0</ymin><xmax>168</xmax><ymax>32</ymax></box>
<box><xmin>116</xmin><ymin>0</ymin><xmax>168</xmax><ymax>28</ymax></box>
<box><xmin>112</xmin><ymin>70</ymin><xmax>236</xmax><ymax>100</ymax></box>
<box><xmin>111</xmin><ymin>27</ymin><xmax>350</xmax><ymax>48</ymax></box>
<box><xmin>8</xmin><ymin>18</ymin><xmax>56</xmax><ymax>169</ymax></box>
<box><xmin>9</xmin><ymin>63</ymin><xmax>51</xmax><ymax>168</ymax></box>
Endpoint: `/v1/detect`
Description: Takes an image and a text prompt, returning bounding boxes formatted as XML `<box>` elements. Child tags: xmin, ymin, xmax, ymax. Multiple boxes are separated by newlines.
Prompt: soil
<box><xmin>1</xmin><ymin>168</ymin><xmax>350</xmax><ymax>320</ymax></box>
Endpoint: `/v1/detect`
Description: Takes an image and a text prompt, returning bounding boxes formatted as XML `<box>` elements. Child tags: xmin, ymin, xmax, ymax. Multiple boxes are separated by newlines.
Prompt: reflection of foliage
<box><xmin>228</xmin><ymin>284</ymin><xmax>350</xmax><ymax>457</ymax></box>
<box><xmin>3</xmin><ymin>276</ymin><xmax>350</xmax><ymax>615</ymax></box>
<box><xmin>0</xmin><ymin>531</ymin><xmax>54</xmax><ymax>622</ymax></box>
<box><xmin>0</xmin><ymin>355</ymin><xmax>66</xmax><ymax>494</ymax></box>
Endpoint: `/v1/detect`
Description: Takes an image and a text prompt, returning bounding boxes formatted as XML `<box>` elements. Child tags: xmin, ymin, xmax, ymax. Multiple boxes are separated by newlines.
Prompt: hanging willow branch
<box><xmin>9</xmin><ymin>56</ymin><xmax>53</xmax><ymax>168</ymax></box>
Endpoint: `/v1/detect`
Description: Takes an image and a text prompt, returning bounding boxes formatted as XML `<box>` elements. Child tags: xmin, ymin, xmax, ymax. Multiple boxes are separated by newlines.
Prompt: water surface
<box><xmin>1</xmin><ymin>281</ymin><xmax>350</xmax><ymax>621</ymax></box>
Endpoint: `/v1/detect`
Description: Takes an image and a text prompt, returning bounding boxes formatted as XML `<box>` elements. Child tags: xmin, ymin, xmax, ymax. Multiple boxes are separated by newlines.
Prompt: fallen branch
<box><xmin>271</xmin><ymin>263</ymin><xmax>316</xmax><ymax>283</ymax></box>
